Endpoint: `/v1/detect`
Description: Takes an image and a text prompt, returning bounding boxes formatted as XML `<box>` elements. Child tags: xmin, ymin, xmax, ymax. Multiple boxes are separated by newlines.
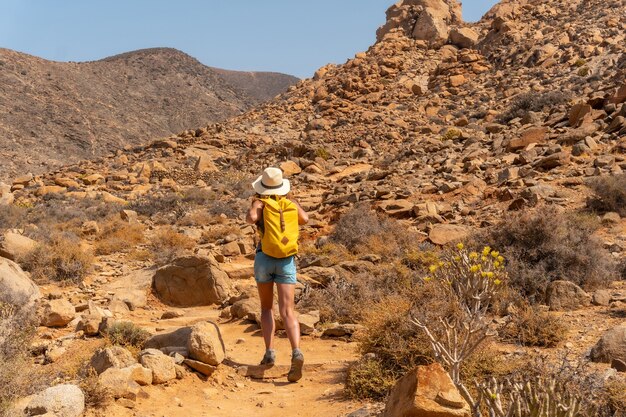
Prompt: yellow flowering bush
<box><xmin>425</xmin><ymin>245</ymin><xmax>507</xmax><ymax>318</ymax></box>
<box><xmin>413</xmin><ymin>243</ymin><xmax>508</xmax><ymax>406</ymax></box>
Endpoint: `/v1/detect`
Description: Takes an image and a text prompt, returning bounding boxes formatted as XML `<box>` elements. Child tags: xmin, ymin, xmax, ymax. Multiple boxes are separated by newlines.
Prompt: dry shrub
<box><xmin>299</xmin><ymin>241</ymin><xmax>355</xmax><ymax>266</ymax></box>
<box><xmin>603</xmin><ymin>379</ymin><xmax>626</xmax><ymax>416</ymax></box>
<box><xmin>103</xmin><ymin>321</ymin><xmax>150</xmax><ymax>349</ymax></box>
<box><xmin>149</xmin><ymin>226</ymin><xmax>195</xmax><ymax>265</ymax></box>
<box><xmin>481</xmin><ymin>207</ymin><xmax>616</xmax><ymax>303</ymax></box>
<box><xmin>79</xmin><ymin>367</ymin><xmax>111</xmax><ymax>411</ymax></box>
<box><xmin>200</xmin><ymin>223</ymin><xmax>241</xmax><ymax>244</ymax></box>
<box><xmin>477</xmin><ymin>355</ymin><xmax>615</xmax><ymax>417</ymax></box>
<box><xmin>20</xmin><ymin>232</ymin><xmax>94</xmax><ymax>284</ymax></box>
<box><xmin>128</xmin><ymin>192</ymin><xmax>186</xmax><ymax>221</ymax></box>
<box><xmin>0</xmin><ymin>303</ymin><xmax>37</xmax><ymax>415</ymax></box>
<box><xmin>358</xmin><ymin>294</ymin><xmax>434</xmax><ymax>374</ymax></box>
<box><xmin>299</xmin><ymin>262</ymin><xmax>414</xmax><ymax>323</ymax></box>
<box><xmin>497</xmin><ymin>91</ymin><xmax>569</xmax><ymax>123</ymax></box>
<box><xmin>349</xmin><ymin>287</ymin><xmax>515</xmax><ymax>401</ymax></box>
<box><xmin>330</xmin><ymin>203</ymin><xmax>417</xmax><ymax>259</ymax></box>
<box><xmin>0</xmin><ymin>205</ymin><xmax>25</xmax><ymax>232</ymax></box>
<box><xmin>345</xmin><ymin>357</ymin><xmax>396</xmax><ymax>400</ymax></box>
<box><xmin>500</xmin><ymin>304</ymin><xmax>567</xmax><ymax>347</ymax></box>
<box><xmin>587</xmin><ymin>174</ymin><xmax>626</xmax><ymax>216</ymax></box>
<box><xmin>94</xmin><ymin>219</ymin><xmax>145</xmax><ymax>255</ymax></box>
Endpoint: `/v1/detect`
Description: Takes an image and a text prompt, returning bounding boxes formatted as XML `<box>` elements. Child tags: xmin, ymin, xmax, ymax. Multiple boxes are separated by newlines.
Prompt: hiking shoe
<box><xmin>287</xmin><ymin>350</ymin><xmax>304</xmax><ymax>382</ymax></box>
<box><xmin>260</xmin><ymin>349</ymin><xmax>275</xmax><ymax>367</ymax></box>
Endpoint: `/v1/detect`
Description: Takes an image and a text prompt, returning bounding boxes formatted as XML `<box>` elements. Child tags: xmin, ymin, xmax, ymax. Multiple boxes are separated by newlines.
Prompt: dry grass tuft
<box><xmin>94</xmin><ymin>219</ymin><xmax>145</xmax><ymax>255</ymax></box>
<box><xmin>500</xmin><ymin>304</ymin><xmax>567</xmax><ymax>347</ymax></box>
<box><xmin>345</xmin><ymin>357</ymin><xmax>396</xmax><ymax>400</ymax></box>
<box><xmin>79</xmin><ymin>367</ymin><xmax>112</xmax><ymax>411</ymax></box>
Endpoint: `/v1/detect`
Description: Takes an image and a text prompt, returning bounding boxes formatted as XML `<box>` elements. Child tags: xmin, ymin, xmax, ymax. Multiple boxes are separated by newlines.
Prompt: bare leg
<box><xmin>257</xmin><ymin>282</ymin><xmax>275</xmax><ymax>351</ymax></box>
<box><xmin>277</xmin><ymin>283</ymin><xmax>300</xmax><ymax>350</ymax></box>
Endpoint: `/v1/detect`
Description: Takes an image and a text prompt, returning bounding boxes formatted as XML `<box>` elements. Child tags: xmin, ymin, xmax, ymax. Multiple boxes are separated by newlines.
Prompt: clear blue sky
<box><xmin>0</xmin><ymin>0</ymin><xmax>498</xmax><ymax>78</ymax></box>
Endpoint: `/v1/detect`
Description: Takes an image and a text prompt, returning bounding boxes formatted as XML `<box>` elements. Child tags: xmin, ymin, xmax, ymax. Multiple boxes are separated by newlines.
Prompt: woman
<box><xmin>246</xmin><ymin>167</ymin><xmax>309</xmax><ymax>383</ymax></box>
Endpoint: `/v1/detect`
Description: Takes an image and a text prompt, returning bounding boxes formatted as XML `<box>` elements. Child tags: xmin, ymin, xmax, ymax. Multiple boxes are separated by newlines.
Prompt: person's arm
<box><xmin>246</xmin><ymin>199</ymin><xmax>264</xmax><ymax>224</ymax></box>
<box><xmin>289</xmin><ymin>199</ymin><xmax>309</xmax><ymax>225</ymax></box>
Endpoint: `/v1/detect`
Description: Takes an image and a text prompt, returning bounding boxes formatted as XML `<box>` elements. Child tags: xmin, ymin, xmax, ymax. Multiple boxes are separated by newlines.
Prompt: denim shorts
<box><xmin>254</xmin><ymin>251</ymin><xmax>297</xmax><ymax>285</ymax></box>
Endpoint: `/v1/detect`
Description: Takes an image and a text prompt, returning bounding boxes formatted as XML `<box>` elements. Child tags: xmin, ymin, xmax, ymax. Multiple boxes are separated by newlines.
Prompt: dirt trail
<box><xmin>79</xmin><ymin>258</ymin><xmax>365</xmax><ymax>417</ymax></box>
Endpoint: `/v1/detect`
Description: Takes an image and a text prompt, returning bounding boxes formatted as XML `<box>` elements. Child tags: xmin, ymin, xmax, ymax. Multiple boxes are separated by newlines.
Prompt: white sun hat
<box><xmin>252</xmin><ymin>167</ymin><xmax>291</xmax><ymax>196</ymax></box>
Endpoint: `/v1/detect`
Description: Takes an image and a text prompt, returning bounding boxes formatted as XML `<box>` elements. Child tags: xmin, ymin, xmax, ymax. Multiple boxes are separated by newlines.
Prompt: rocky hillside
<box><xmin>9</xmin><ymin>0</ymin><xmax>624</xmax><ymax>232</ymax></box>
<box><xmin>0</xmin><ymin>47</ymin><xmax>299</xmax><ymax>181</ymax></box>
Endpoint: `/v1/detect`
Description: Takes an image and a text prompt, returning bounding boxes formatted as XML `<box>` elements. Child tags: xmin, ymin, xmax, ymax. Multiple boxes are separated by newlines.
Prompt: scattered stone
<box><xmin>0</xmin><ymin>231</ymin><xmax>37</xmax><ymax>261</ymax></box>
<box><xmin>90</xmin><ymin>346</ymin><xmax>137</xmax><ymax>375</ymax></box>
<box><xmin>429</xmin><ymin>224</ymin><xmax>469</xmax><ymax>246</ymax></box>
<box><xmin>41</xmin><ymin>299</ymin><xmax>75</xmax><ymax>327</ymax></box>
<box><xmin>298</xmin><ymin>310</ymin><xmax>320</xmax><ymax>335</ymax></box>
<box><xmin>188</xmin><ymin>321</ymin><xmax>226</xmax><ymax>366</ymax></box>
<box><xmin>139</xmin><ymin>350</ymin><xmax>177</xmax><ymax>384</ymax></box>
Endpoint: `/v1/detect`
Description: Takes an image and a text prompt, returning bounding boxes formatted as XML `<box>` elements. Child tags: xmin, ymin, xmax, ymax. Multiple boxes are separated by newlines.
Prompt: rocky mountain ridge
<box><xmin>0</xmin><ymin>47</ymin><xmax>298</xmax><ymax>181</ymax></box>
<box><xmin>6</xmin><ymin>0</ymin><xmax>623</xmax><ymax>237</ymax></box>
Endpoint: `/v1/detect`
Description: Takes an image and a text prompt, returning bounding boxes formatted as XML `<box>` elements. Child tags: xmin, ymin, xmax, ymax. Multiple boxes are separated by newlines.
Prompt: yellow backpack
<box><xmin>260</xmin><ymin>196</ymin><xmax>299</xmax><ymax>258</ymax></box>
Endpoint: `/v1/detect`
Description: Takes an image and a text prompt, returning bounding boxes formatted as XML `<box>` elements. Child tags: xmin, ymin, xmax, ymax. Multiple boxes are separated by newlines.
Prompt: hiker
<box><xmin>246</xmin><ymin>167</ymin><xmax>309</xmax><ymax>383</ymax></box>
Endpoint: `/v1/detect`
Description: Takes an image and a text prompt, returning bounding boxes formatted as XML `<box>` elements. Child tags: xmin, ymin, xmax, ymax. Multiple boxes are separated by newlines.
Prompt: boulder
<box><xmin>545</xmin><ymin>280</ymin><xmax>590</xmax><ymax>311</ymax></box>
<box><xmin>90</xmin><ymin>346</ymin><xmax>137</xmax><ymax>375</ymax></box>
<box><xmin>428</xmin><ymin>224</ymin><xmax>469</xmax><ymax>246</ymax></box>
<box><xmin>41</xmin><ymin>299</ymin><xmax>76</xmax><ymax>327</ymax></box>
<box><xmin>139</xmin><ymin>349</ymin><xmax>176</xmax><ymax>384</ymax></box>
<box><xmin>449</xmin><ymin>27</ymin><xmax>479</xmax><ymax>48</ymax></box>
<box><xmin>280</xmin><ymin>161</ymin><xmax>302</xmax><ymax>177</ymax></box>
<box><xmin>383</xmin><ymin>362</ymin><xmax>470</xmax><ymax>417</ymax></box>
<box><xmin>188</xmin><ymin>321</ymin><xmax>226</xmax><ymax>366</ymax></box>
<box><xmin>413</xmin><ymin>8</ymin><xmax>450</xmax><ymax>47</ymax></box>
<box><xmin>0</xmin><ymin>231</ymin><xmax>37</xmax><ymax>261</ymax></box>
<box><xmin>590</xmin><ymin>325</ymin><xmax>626</xmax><ymax>364</ymax></box>
<box><xmin>507</xmin><ymin>127</ymin><xmax>547</xmax><ymax>151</ymax></box>
<box><xmin>144</xmin><ymin>326</ymin><xmax>192</xmax><ymax>350</ymax></box>
<box><xmin>25</xmin><ymin>384</ymin><xmax>85</xmax><ymax>417</ymax></box>
<box><xmin>152</xmin><ymin>255</ymin><xmax>232</xmax><ymax>307</ymax></box>
<box><xmin>0</xmin><ymin>257</ymin><xmax>41</xmax><ymax>306</ymax></box>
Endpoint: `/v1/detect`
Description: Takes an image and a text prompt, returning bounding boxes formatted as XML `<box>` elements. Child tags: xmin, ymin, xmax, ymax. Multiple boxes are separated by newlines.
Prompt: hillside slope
<box><xmin>0</xmin><ymin>47</ymin><xmax>298</xmax><ymax>180</ymax></box>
